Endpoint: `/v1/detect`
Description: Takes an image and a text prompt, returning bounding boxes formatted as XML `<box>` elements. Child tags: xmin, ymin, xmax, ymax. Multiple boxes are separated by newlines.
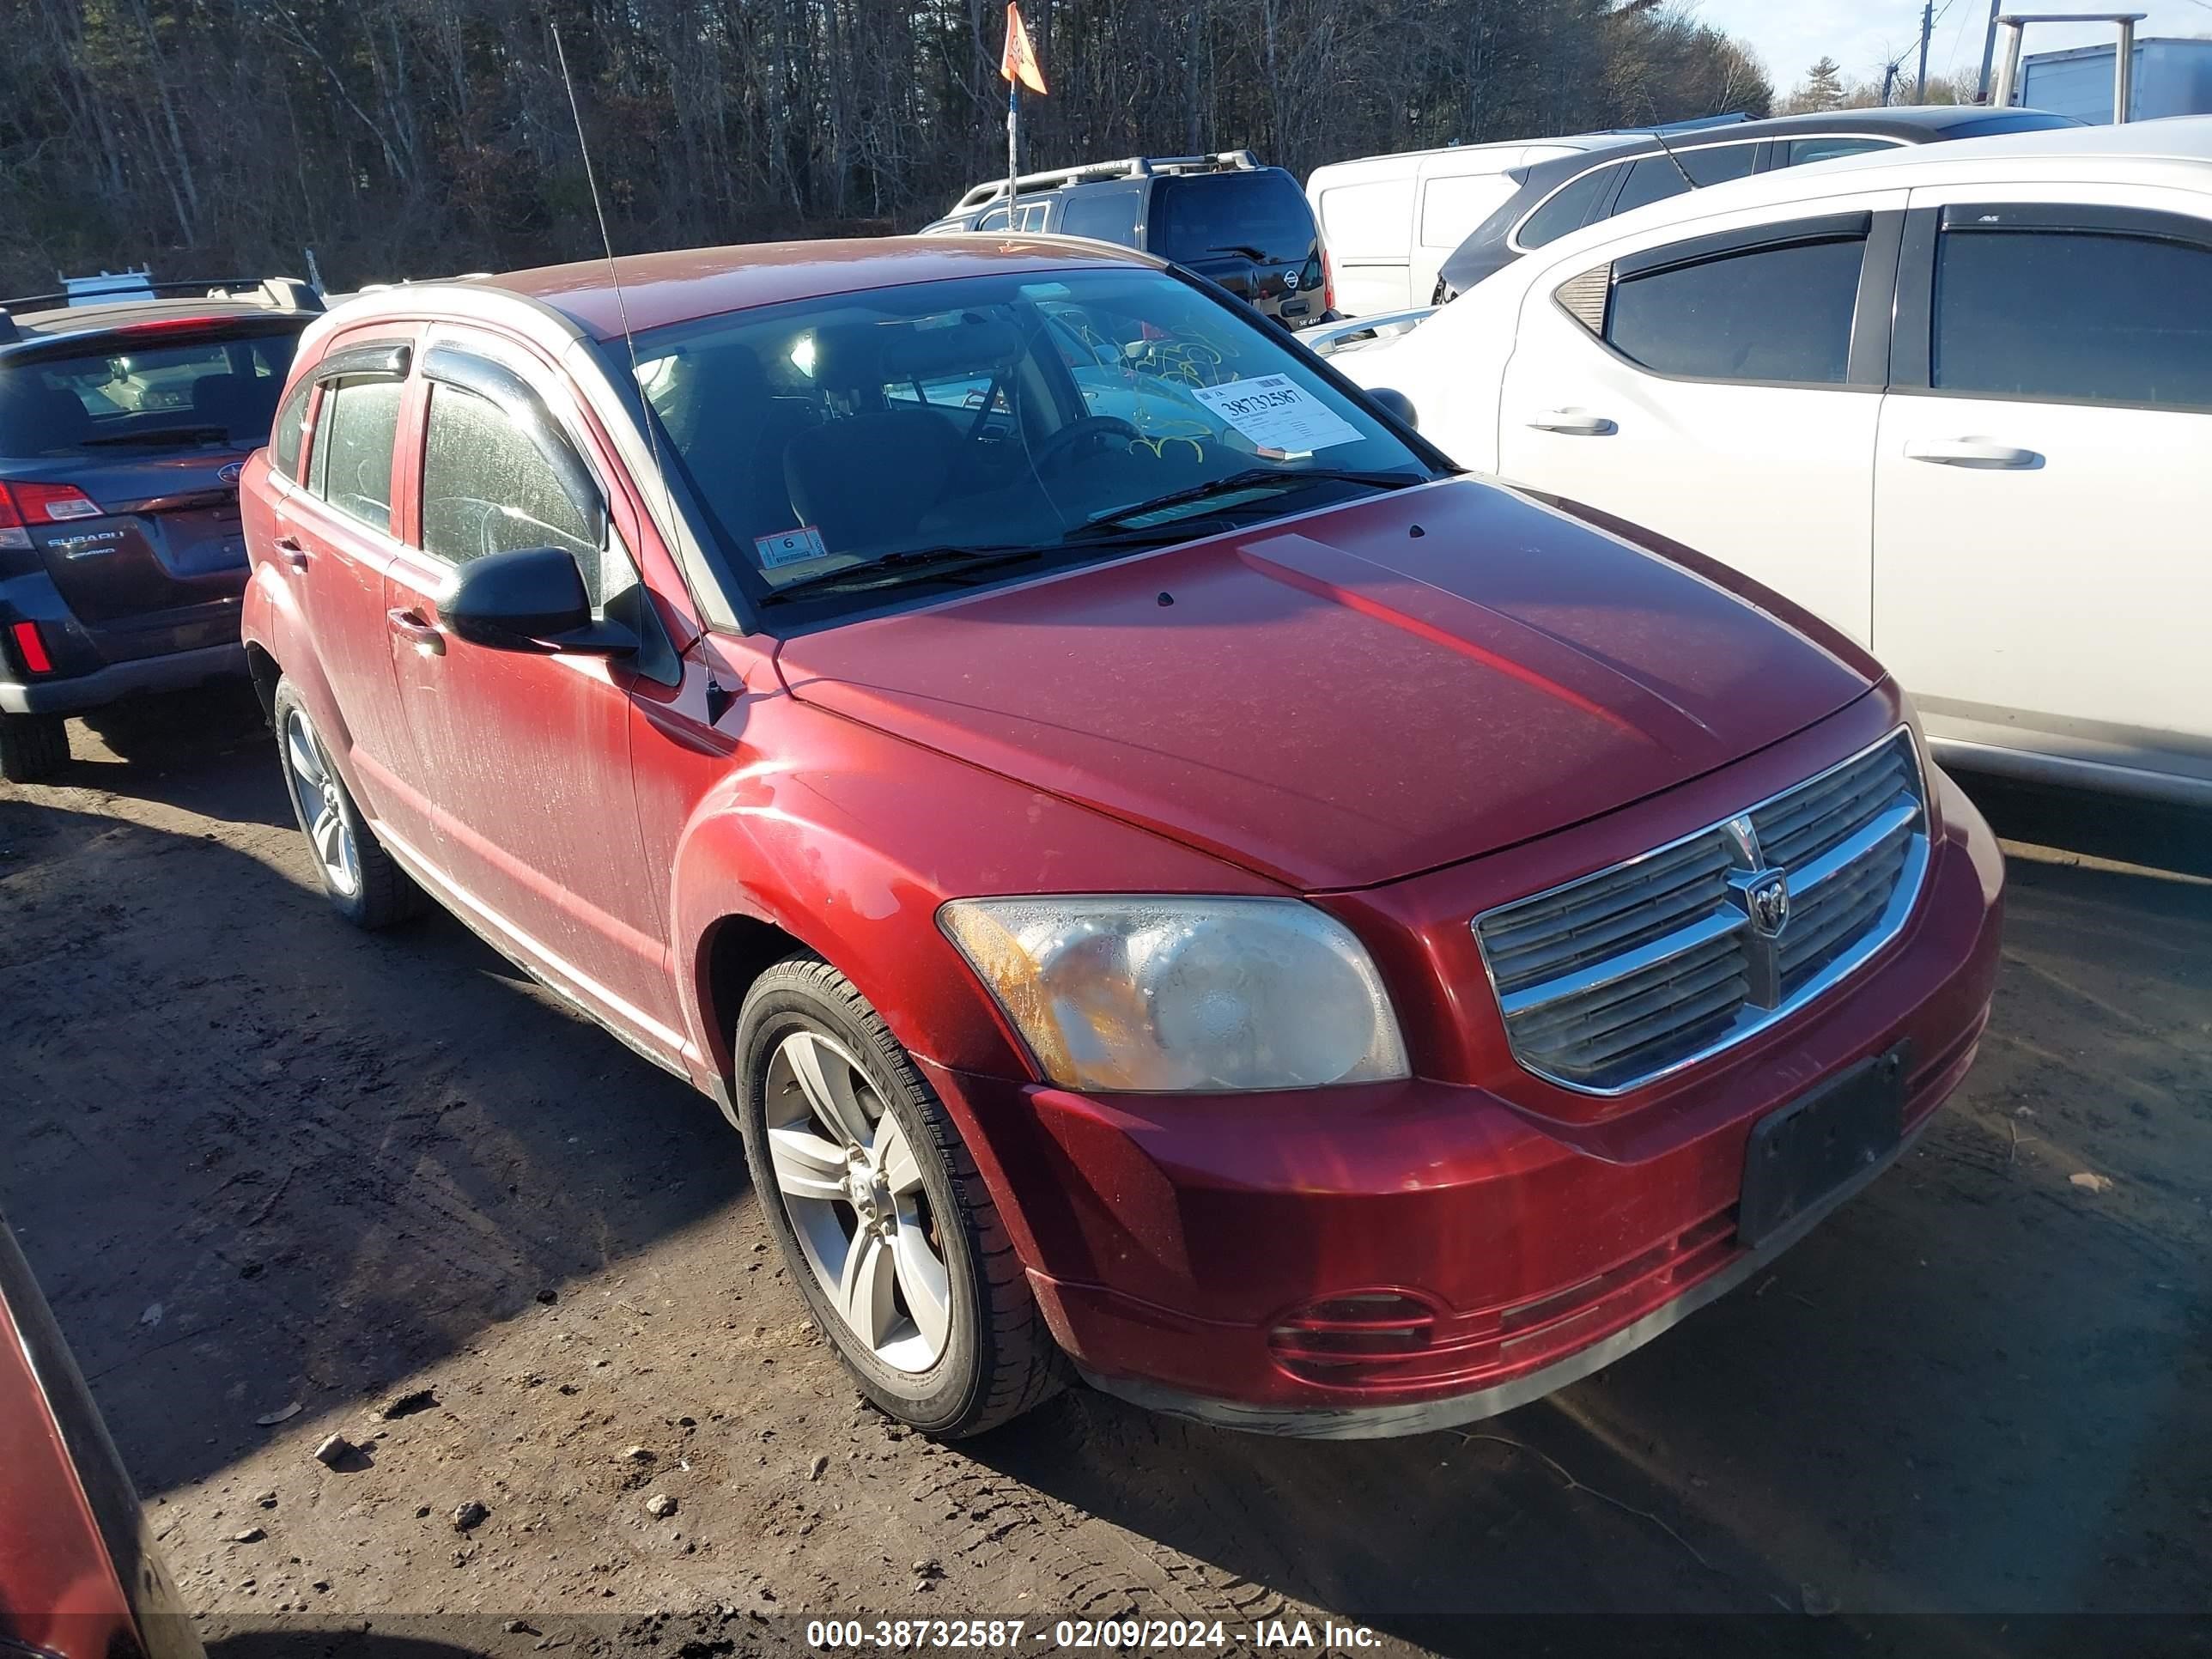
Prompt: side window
<box><xmin>1784</xmin><ymin>137</ymin><xmax>1892</xmax><ymax>167</ymax></box>
<box><xmin>308</xmin><ymin>379</ymin><xmax>403</xmax><ymax>532</ymax></box>
<box><xmin>1518</xmin><ymin>164</ymin><xmax>1620</xmax><ymax>248</ymax></box>
<box><xmin>1932</xmin><ymin>225</ymin><xmax>2212</xmax><ymax>409</ymax></box>
<box><xmin>1606</xmin><ymin>234</ymin><xmax>1867</xmax><ymax>384</ymax></box>
<box><xmin>1609</xmin><ymin>146</ymin><xmax>1758</xmax><ymax>221</ymax></box>
<box><xmin>419</xmin><ymin>383</ymin><xmax>611</xmax><ymax>604</ymax></box>
<box><xmin>1058</xmin><ymin>187</ymin><xmax>1142</xmax><ymax>246</ymax></box>
<box><xmin>270</xmin><ymin>380</ymin><xmax>310</xmax><ymax>480</ymax></box>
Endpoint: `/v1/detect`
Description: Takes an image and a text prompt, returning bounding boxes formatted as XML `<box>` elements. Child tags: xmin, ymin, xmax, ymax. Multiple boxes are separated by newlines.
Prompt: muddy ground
<box><xmin>3</xmin><ymin>687</ymin><xmax>2209</xmax><ymax>1659</ymax></box>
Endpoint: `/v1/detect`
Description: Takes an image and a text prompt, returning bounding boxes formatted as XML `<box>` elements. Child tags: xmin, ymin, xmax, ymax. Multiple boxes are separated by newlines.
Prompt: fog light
<box><xmin>1268</xmin><ymin>1291</ymin><xmax>1437</xmax><ymax>1377</ymax></box>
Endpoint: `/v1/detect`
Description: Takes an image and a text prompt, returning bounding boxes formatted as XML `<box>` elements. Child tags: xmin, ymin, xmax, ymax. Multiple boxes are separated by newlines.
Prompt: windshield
<box><xmin>0</xmin><ymin>328</ymin><xmax>301</xmax><ymax>456</ymax></box>
<box><xmin>632</xmin><ymin>265</ymin><xmax>1434</xmax><ymax>617</ymax></box>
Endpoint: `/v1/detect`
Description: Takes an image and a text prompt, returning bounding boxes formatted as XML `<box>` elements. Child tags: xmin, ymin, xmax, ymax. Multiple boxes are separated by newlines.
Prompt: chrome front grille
<box><xmin>1474</xmin><ymin>731</ymin><xmax>1929</xmax><ymax>1094</ymax></box>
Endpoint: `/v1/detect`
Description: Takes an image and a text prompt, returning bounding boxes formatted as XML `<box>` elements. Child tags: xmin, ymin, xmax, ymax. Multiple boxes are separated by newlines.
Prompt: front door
<box><xmin>379</xmin><ymin>337</ymin><xmax>684</xmax><ymax>1056</ymax></box>
<box><xmin>1496</xmin><ymin>198</ymin><xmax>1905</xmax><ymax>644</ymax></box>
<box><xmin>1872</xmin><ymin>193</ymin><xmax>2212</xmax><ymax>795</ymax></box>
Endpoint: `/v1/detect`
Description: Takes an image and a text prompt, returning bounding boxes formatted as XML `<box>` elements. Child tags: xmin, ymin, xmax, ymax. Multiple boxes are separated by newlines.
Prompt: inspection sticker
<box><xmin>1189</xmin><ymin>374</ymin><xmax>1361</xmax><ymax>455</ymax></box>
<box><xmin>756</xmin><ymin>525</ymin><xmax>832</xmax><ymax>568</ymax></box>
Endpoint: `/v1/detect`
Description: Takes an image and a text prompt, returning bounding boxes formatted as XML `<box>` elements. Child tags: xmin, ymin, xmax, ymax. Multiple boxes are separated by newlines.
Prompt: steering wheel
<box><xmin>1030</xmin><ymin>415</ymin><xmax>1139</xmax><ymax>472</ymax></box>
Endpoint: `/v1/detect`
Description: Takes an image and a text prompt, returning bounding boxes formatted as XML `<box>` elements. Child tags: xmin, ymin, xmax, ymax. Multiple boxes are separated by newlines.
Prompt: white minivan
<box><xmin>1305</xmin><ymin>137</ymin><xmax>1625</xmax><ymax>316</ymax></box>
<box><xmin>1335</xmin><ymin>118</ymin><xmax>2212</xmax><ymax>805</ymax></box>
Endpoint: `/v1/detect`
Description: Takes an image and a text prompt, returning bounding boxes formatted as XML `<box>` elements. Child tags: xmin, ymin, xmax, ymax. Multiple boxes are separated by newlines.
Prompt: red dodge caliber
<box><xmin>238</xmin><ymin>238</ymin><xmax>2003</xmax><ymax>1438</ymax></box>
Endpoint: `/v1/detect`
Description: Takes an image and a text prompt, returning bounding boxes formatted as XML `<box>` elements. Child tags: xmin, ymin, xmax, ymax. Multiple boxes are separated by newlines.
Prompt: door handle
<box><xmin>1903</xmin><ymin>438</ymin><xmax>2041</xmax><ymax>469</ymax></box>
<box><xmin>274</xmin><ymin>535</ymin><xmax>310</xmax><ymax>572</ymax></box>
<box><xmin>1526</xmin><ymin>409</ymin><xmax>1617</xmax><ymax>436</ymax></box>
<box><xmin>387</xmin><ymin>607</ymin><xmax>446</xmax><ymax>657</ymax></box>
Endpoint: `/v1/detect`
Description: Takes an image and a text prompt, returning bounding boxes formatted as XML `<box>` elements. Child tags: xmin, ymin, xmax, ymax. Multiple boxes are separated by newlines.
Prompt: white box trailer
<box><xmin>2019</xmin><ymin>37</ymin><xmax>2212</xmax><ymax>124</ymax></box>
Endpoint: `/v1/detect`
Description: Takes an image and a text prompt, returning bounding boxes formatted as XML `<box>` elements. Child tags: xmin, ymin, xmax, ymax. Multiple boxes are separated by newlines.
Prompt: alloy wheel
<box><xmin>762</xmin><ymin>1027</ymin><xmax>953</xmax><ymax>1374</ymax></box>
<box><xmin>283</xmin><ymin>707</ymin><xmax>360</xmax><ymax>897</ymax></box>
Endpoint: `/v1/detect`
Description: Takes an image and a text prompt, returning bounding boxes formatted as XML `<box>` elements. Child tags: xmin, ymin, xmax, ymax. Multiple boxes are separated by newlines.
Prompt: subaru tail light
<box><xmin>0</xmin><ymin>481</ymin><xmax>100</xmax><ymax>549</ymax></box>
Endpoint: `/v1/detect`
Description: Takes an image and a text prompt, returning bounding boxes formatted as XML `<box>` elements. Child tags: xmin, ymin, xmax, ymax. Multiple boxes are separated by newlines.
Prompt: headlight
<box><xmin>939</xmin><ymin>896</ymin><xmax>1410</xmax><ymax>1093</ymax></box>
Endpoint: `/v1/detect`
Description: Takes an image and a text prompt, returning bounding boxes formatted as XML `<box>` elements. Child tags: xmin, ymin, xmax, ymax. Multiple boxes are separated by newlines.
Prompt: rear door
<box><xmin>1147</xmin><ymin>171</ymin><xmax>1324</xmax><ymax>326</ymax></box>
<box><xmin>276</xmin><ymin>331</ymin><xmax>426</xmax><ymax>841</ymax></box>
<box><xmin>1314</xmin><ymin>173</ymin><xmax>1415</xmax><ymax>314</ymax></box>
<box><xmin>0</xmin><ymin>324</ymin><xmax>299</xmax><ymax>663</ymax></box>
<box><xmin>1872</xmin><ymin>191</ymin><xmax>2212</xmax><ymax>796</ymax></box>
<box><xmin>380</xmin><ymin>331</ymin><xmax>683</xmax><ymax>1052</ymax></box>
<box><xmin>1495</xmin><ymin>191</ymin><xmax>1906</xmax><ymax>643</ymax></box>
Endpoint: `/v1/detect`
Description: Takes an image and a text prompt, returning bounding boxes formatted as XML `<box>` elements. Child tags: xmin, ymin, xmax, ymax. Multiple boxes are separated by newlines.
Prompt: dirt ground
<box><xmin>3</xmin><ymin>686</ymin><xmax>2209</xmax><ymax>1659</ymax></box>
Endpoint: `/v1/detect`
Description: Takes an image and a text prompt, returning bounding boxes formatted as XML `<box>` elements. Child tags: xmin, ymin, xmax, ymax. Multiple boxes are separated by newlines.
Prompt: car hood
<box><xmin>775</xmin><ymin>480</ymin><xmax>1873</xmax><ymax>891</ymax></box>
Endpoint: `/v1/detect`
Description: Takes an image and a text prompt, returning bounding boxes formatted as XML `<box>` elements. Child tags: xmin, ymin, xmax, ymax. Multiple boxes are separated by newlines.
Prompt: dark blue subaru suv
<box><xmin>0</xmin><ymin>277</ymin><xmax>320</xmax><ymax>781</ymax></box>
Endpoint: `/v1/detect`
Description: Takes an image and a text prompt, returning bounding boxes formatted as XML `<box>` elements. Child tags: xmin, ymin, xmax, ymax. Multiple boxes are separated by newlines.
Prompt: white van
<box><xmin>1305</xmin><ymin>139</ymin><xmax>1616</xmax><ymax>315</ymax></box>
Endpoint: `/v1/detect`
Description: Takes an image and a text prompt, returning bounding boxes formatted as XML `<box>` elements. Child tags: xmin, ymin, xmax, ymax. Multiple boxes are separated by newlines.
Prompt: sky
<box><xmin>1689</xmin><ymin>0</ymin><xmax>2212</xmax><ymax>97</ymax></box>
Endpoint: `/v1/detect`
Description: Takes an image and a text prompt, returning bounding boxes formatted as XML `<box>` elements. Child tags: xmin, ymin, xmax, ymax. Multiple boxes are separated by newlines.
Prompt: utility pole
<box><xmin>1916</xmin><ymin>0</ymin><xmax>1935</xmax><ymax>100</ymax></box>
<box><xmin>1976</xmin><ymin>0</ymin><xmax>2004</xmax><ymax>101</ymax></box>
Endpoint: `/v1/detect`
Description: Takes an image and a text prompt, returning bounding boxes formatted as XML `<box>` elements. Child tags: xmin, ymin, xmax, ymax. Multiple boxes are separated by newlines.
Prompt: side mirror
<box><xmin>1367</xmin><ymin>387</ymin><xmax>1419</xmax><ymax>431</ymax></box>
<box><xmin>444</xmin><ymin>546</ymin><xmax>634</xmax><ymax>658</ymax></box>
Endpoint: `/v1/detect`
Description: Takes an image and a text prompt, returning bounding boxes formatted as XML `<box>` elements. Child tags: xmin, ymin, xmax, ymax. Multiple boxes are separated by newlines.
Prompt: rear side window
<box><xmin>976</xmin><ymin>201</ymin><xmax>1049</xmax><ymax>232</ymax></box>
<box><xmin>1932</xmin><ymin>226</ymin><xmax>2212</xmax><ymax>409</ymax></box>
<box><xmin>1607</xmin><ymin>234</ymin><xmax>1866</xmax><ymax>384</ymax></box>
<box><xmin>1784</xmin><ymin>137</ymin><xmax>1893</xmax><ymax>167</ymax></box>
<box><xmin>1518</xmin><ymin>165</ymin><xmax>1619</xmax><ymax>249</ymax></box>
<box><xmin>309</xmin><ymin>379</ymin><xmax>403</xmax><ymax>532</ymax></box>
<box><xmin>270</xmin><ymin>380</ymin><xmax>310</xmax><ymax>479</ymax></box>
<box><xmin>1613</xmin><ymin>144</ymin><xmax>1757</xmax><ymax>219</ymax></box>
<box><xmin>1151</xmin><ymin>172</ymin><xmax>1316</xmax><ymax>263</ymax></box>
<box><xmin>1058</xmin><ymin>187</ymin><xmax>1142</xmax><ymax>246</ymax></box>
<box><xmin>420</xmin><ymin>383</ymin><xmax>609</xmax><ymax>603</ymax></box>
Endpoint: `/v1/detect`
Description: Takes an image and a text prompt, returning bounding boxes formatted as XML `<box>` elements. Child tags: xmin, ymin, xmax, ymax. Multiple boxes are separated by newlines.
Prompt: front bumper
<box><xmin>919</xmin><ymin>768</ymin><xmax>2004</xmax><ymax>1437</ymax></box>
<box><xmin>0</xmin><ymin>641</ymin><xmax>246</xmax><ymax>714</ymax></box>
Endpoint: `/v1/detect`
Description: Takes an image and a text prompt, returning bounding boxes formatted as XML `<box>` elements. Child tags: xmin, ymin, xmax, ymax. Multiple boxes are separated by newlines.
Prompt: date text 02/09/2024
<box><xmin>804</xmin><ymin>1617</ymin><xmax>1382</xmax><ymax>1650</ymax></box>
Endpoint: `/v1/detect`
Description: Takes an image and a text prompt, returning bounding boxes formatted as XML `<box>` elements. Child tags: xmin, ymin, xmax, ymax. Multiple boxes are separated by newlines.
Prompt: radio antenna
<box><xmin>1645</xmin><ymin>120</ymin><xmax>1701</xmax><ymax>194</ymax></box>
<box><xmin>550</xmin><ymin>24</ymin><xmax>680</xmax><ymax>565</ymax></box>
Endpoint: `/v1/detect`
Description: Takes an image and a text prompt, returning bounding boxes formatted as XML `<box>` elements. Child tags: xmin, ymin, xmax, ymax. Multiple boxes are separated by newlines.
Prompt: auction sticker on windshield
<box><xmin>1189</xmin><ymin>374</ymin><xmax>1360</xmax><ymax>455</ymax></box>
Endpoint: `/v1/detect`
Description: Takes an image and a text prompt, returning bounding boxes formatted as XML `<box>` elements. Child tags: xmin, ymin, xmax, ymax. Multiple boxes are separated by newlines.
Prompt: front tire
<box><xmin>270</xmin><ymin>677</ymin><xmax>421</xmax><ymax>929</ymax></box>
<box><xmin>0</xmin><ymin>712</ymin><xmax>68</xmax><ymax>783</ymax></box>
<box><xmin>734</xmin><ymin>952</ymin><xmax>1060</xmax><ymax>1436</ymax></box>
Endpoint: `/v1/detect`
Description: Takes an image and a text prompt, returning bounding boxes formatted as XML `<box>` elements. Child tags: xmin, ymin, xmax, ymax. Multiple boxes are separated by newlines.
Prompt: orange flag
<box><xmin>1000</xmin><ymin>3</ymin><xmax>1047</xmax><ymax>94</ymax></box>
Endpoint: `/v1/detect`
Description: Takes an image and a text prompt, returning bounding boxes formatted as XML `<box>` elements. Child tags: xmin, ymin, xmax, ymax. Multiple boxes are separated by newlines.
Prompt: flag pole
<box><xmin>1006</xmin><ymin>72</ymin><xmax>1019</xmax><ymax>222</ymax></box>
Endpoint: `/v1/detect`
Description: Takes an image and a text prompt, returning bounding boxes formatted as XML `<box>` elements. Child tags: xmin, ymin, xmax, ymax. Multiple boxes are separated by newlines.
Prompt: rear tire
<box><xmin>0</xmin><ymin>713</ymin><xmax>68</xmax><ymax>783</ymax></box>
<box><xmin>733</xmin><ymin>952</ymin><xmax>1062</xmax><ymax>1437</ymax></box>
<box><xmin>270</xmin><ymin>677</ymin><xmax>422</xmax><ymax>930</ymax></box>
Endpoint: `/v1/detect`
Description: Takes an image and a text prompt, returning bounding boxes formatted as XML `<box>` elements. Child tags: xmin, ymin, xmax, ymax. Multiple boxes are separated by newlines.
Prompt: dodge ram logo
<box><xmin>1744</xmin><ymin>872</ymin><xmax>1790</xmax><ymax>939</ymax></box>
<box><xmin>218</xmin><ymin>462</ymin><xmax>244</xmax><ymax>484</ymax></box>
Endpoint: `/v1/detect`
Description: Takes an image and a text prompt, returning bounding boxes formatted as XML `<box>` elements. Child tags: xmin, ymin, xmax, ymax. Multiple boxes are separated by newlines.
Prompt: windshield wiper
<box><xmin>1068</xmin><ymin>467</ymin><xmax>1425</xmax><ymax>540</ymax></box>
<box><xmin>81</xmin><ymin>424</ymin><xmax>235</xmax><ymax>447</ymax></box>
<box><xmin>1208</xmin><ymin>243</ymin><xmax>1270</xmax><ymax>261</ymax></box>
<box><xmin>758</xmin><ymin>544</ymin><xmax>1049</xmax><ymax>604</ymax></box>
<box><xmin>756</xmin><ymin>519</ymin><xmax>1256</xmax><ymax>605</ymax></box>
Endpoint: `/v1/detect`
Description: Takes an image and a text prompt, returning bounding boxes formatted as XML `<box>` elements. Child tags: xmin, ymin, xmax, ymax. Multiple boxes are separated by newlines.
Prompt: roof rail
<box><xmin>0</xmin><ymin>276</ymin><xmax>324</xmax><ymax>315</ymax></box>
<box><xmin>951</xmin><ymin>149</ymin><xmax>1262</xmax><ymax>213</ymax></box>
